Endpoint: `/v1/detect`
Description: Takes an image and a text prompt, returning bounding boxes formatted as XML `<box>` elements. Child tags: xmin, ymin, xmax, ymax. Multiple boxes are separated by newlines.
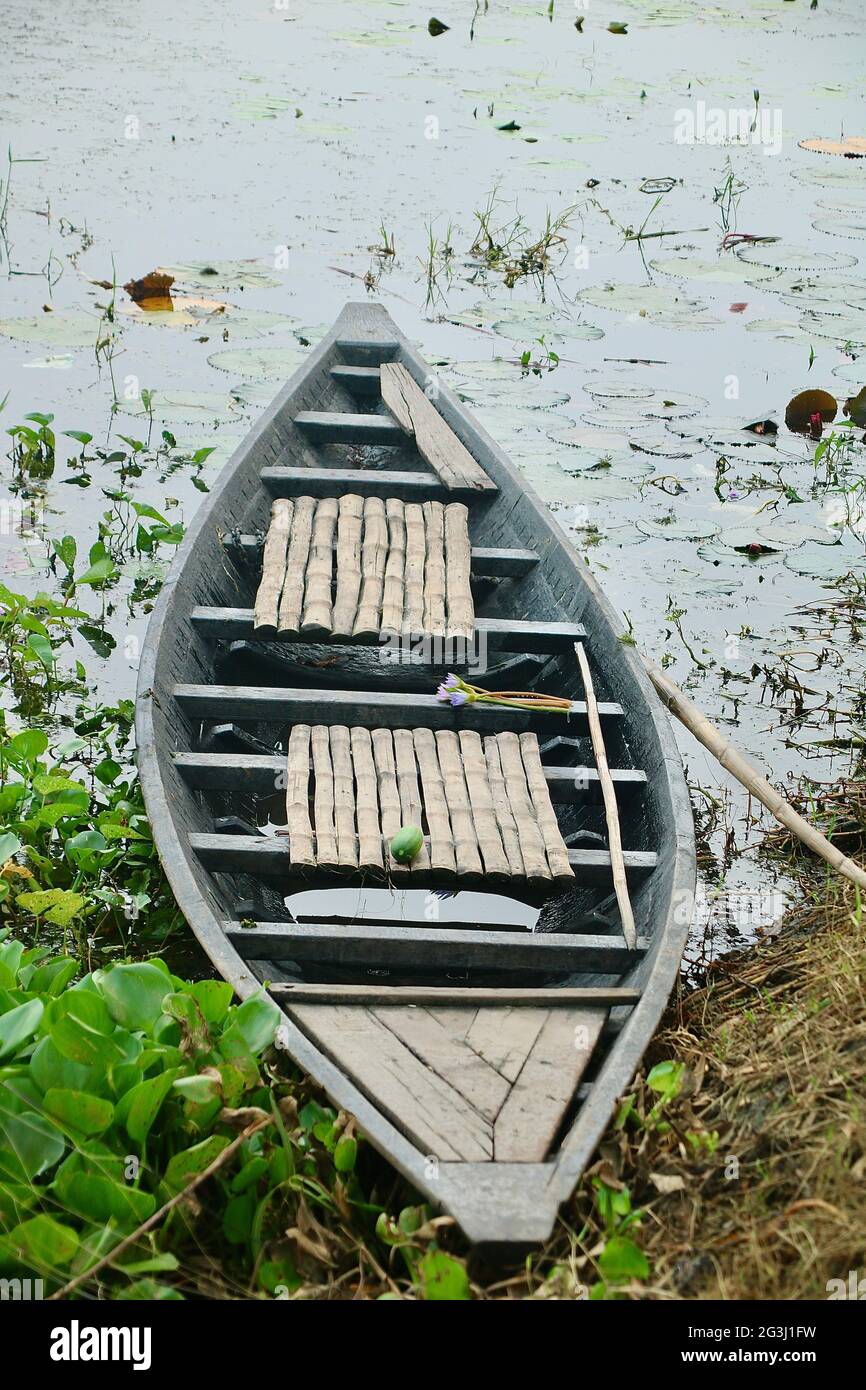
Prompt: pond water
<box><xmin>2</xmin><ymin>0</ymin><xmax>865</xmax><ymax>966</ymax></box>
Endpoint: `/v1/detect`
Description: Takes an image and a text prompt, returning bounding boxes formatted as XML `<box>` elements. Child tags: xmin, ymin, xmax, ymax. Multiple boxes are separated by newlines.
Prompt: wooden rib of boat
<box><xmin>136</xmin><ymin>302</ymin><xmax>695</xmax><ymax>1250</ymax></box>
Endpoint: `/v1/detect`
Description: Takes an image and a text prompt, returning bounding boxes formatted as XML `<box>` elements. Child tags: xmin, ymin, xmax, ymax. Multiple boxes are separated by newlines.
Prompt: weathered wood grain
<box><xmin>493</xmin><ymin>1009</ymin><xmax>607</xmax><ymax>1161</ymax></box>
<box><xmin>289</xmin><ymin>1004</ymin><xmax>493</xmax><ymax>1160</ymax></box>
<box><xmin>380</xmin><ymin>362</ymin><xmax>495</xmax><ymax>491</ymax></box>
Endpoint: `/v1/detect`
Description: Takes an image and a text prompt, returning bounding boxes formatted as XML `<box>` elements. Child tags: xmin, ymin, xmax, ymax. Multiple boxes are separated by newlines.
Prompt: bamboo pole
<box><xmin>331</xmin><ymin>495</ymin><xmax>364</xmax><ymax>640</ymax></box>
<box><xmin>278</xmin><ymin>495</ymin><xmax>316</xmax><ymax>636</ymax></box>
<box><xmin>372</xmin><ymin>728</ymin><xmax>408</xmax><ymax>879</ymax></box>
<box><xmin>310</xmin><ymin>725</ymin><xmax>338</xmax><ymax>868</ymax></box>
<box><xmin>353</xmin><ymin>497</ymin><xmax>388</xmax><ymax>639</ymax></box>
<box><xmin>254</xmin><ymin>498</ymin><xmax>293</xmax><ymax>635</ymax></box>
<box><xmin>301</xmin><ymin>497</ymin><xmax>338</xmax><ymax>638</ymax></box>
<box><xmin>435</xmin><ymin>729</ymin><xmax>482</xmax><ymax>877</ymax></box>
<box><xmin>285</xmin><ymin>724</ymin><xmax>315</xmax><ymax>868</ymax></box>
<box><xmin>413</xmin><ymin>727</ymin><xmax>456</xmax><ymax>877</ymax></box>
<box><xmin>444</xmin><ymin>503</ymin><xmax>474</xmax><ymax>644</ymax></box>
<box><xmin>519</xmin><ymin>732</ymin><xmax>575</xmax><ymax>886</ymax></box>
<box><xmin>328</xmin><ymin>725</ymin><xmax>358</xmax><ymax>869</ymax></box>
<box><xmin>484</xmin><ymin>734</ymin><xmax>525</xmax><ymax>877</ymax></box>
<box><xmin>381</xmin><ymin>498</ymin><xmax>406</xmax><ymax>634</ymax></box>
<box><xmin>644</xmin><ymin>657</ymin><xmax>866</xmax><ymax>892</ymax></box>
<box><xmin>575</xmin><ymin>642</ymin><xmax>636</xmax><ymax>948</ymax></box>
<box><xmin>458</xmin><ymin>730</ymin><xmax>510</xmax><ymax>878</ymax></box>
<box><xmin>422</xmin><ymin>500</ymin><xmax>447</xmax><ymax>639</ymax></box>
<box><xmin>350</xmin><ymin>727</ymin><xmax>384</xmax><ymax>875</ymax></box>
<box><xmin>495</xmin><ymin>732</ymin><xmax>550</xmax><ymax>883</ymax></box>
<box><xmin>403</xmin><ymin>503</ymin><xmax>426</xmax><ymax>638</ymax></box>
<box><xmin>393</xmin><ymin>727</ymin><xmax>430</xmax><ymax>871</ymax></box>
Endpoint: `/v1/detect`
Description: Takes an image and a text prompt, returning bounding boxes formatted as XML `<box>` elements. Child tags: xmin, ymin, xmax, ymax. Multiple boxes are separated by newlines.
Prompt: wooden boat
<box><xmin>136</xmin><ymin>302</ymin><xmax>695</xmax><ymax>1250</ymax></box>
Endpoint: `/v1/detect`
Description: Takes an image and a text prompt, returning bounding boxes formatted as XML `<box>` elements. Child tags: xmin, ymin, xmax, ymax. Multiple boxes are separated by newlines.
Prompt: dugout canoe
<box><xmin>136</xmin><ymin>302</ymin><xmax>695</xmax><ymax>1250</ymax></box>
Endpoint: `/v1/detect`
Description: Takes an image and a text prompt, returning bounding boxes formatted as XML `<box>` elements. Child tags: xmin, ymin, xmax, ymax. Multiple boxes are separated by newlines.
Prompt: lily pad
<box><xmin>783</xmin><ymin>543</ymin><xmax>866</xmax><ymax>579</ymax></box>
<box><xmin>454</xmin><ymin>381</ymin><xmax>571</xmax><ymax>410</ymax></box>
<box><xmin>231</xmin><ymin>95</ymin><xmax>297</xmax><ymax>121</ymax></box>
<box><xmin>636</xmin><ymin>517</ymin><xmax>720</xmax><ymax>541</ymax></box>
<box><xmin>639</xmin><ymin>390</ymin><xmax>708</xmax><ymax>420</ymax></box>
<box><xmin>545</xmin><ymin>423</ymin><xmax>631</xmax><ymax>452</ymax></box>
<box><xmin>158</xmin><ymin>262</ymin><xmax>282</xmax><ymax>291</ymax></box>
<box><xmin>578</xmin><ymin>283</ymin><xmax>717</xmax><ymax>329</ymax></box>
<box><xmin>736</xmin><ymin>244</ymin><xmax>857</xmax><ymax>273</ymax></box>
<box><xmin>492</xmin><ymin>313</ymin><xmax>603</xmax><ymax>342</ymax></box>
<box><xmin>744</xmin><ymin>318</ymin><xmax>810</xmax><ymax>342</ymax></box>
<box><xmin>585</xmin><ymin>381</ymin><xmax>654</xmax><ymax>402</ymax></box>
<box><xmin>0</xmin><ymin>312</ymin><xmax>101</xmax><ymax>348</ymax></box>
<box><xmin>122</xmin><ymin>390</ymin><xmax>234</xmax><ymax>425</ymax></box>
<box><xmin>207</xmin><ymin>345</ymin><xmax>308</xmax><ymax>381</ymax></box>
<box><xmin>628</xmin><ymin>433</ymin><xmax>694</xmax><ymax>458</ymax></box>
<box><xmin>650</xmin><ymin>256</ymin><xmax>778</xmax><ymax>284</ymax></box>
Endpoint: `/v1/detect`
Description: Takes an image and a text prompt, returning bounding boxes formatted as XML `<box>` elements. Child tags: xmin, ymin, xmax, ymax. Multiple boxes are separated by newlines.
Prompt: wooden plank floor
<box><xmin>286</xmin><ymin>1001</ymin><xmax>609</xmax><ymax>1162</ymax></box>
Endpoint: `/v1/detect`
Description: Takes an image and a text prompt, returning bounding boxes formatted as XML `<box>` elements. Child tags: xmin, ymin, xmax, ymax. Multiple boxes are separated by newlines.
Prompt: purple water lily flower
<box><xmin>436</xmin><ymin>672</ymin><xmax>471</xmax><ymax>706</ymax></box>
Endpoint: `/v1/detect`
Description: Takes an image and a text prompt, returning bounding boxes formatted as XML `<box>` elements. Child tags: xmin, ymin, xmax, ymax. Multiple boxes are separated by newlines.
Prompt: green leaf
<box><xmin>597</xmin><ymin>1235</ymin><xmax>649</xmax><ymax>1283</ymax></box>
<box><xmin>232</xmin><ymin>992</ymin><xmax>280</xmax><ymax>1054</ymax></box>
<box><xmin>172</xmin><ymin>1072</ymin><xmax>220</xmax><ymax>1104</ymax></box>
<box><xmin>115</xmin><ymin>1278</ymin><xmax>183</xmax><ymax>1300</ymax></box>
<box><xmin>223</xmin><ymin>1193</ymin><xmax>255</xmax><ymax>1245</ymax></box>
<box><xmin>163</xmin><ymin>1135</ymin><xmax>230</xmax><ymax>1193</ymax></box>
<box><xmin>0</xmin><ymin>998</ymin><xmax>44</xmax><ymax>1060</ymax></box>
<box><xmin>29</xmin><ymin>1035</ymin><xmax>92</xmax><ymax>1093</ymax></box>
<box><xmin>26</xmin><ymin>633</ymin><xmax>54</xmax><ymax>672</ymax></box>
<box><xmin>16</xmin><ymin>889</ymin><xmax>86</xmax><ymax>927</ymax></box>
<box><xmin>117</xmin><ymin>1253</ymin><xmax>179</xmax><ymax>1275</ymax></box>
<box><xmin>189</xmin><ymin>979</ymin><xmax>233</xmax><ymax>1025</ymax></box>
<box><xmin>9</xmin><ymin>1214</ymin><xmax>79</xmax><ymax>1269</ymax></box>
<box><xmin>334</xmin><ymin>1135</ymin><xmax>358</xmax><ymax>1173</ymax></box>
<box><xmin>117</xmin><ymin>1068</ymin><xmax>177</xmax><ymax>1144</ymax></box>
<box><xmin>48</xmin><ymin>989</ymin><xmax>119</xmax><ymax>1067</ymax></box>
<box><xmin>230</xmin><ymin>1156</ymin><xmax>268</xmax><ymax>1194</ymax></box>
<box><xmin>56</xmin><ymin>1169</ymin><xmax>156</xmax><ymax>1227</ymax></box>
<box><xmin>0</xmin><ymin>1107</ymin><xmax>65</xmax><ymax>1180</ymax></box>
<box><xmin>0</xmin><ymin>831</ymin><xmax>21</xmax><ymax>865</ymax></box>
<box><xmin>78</xmin><ymin>556</ymin><xmax>118</xmax><ymax>586</ymax></box>
<box><xmin>98</xmin><ymin>962</ymin><xmax>170</xmax><ymax>1031</ymax></box>
<box><xmin>647</xmin><ymin>1060</ymin><xmax>684</xmax><ymax>1101</ymax></box>
<box><xmin>8</xmin><ymin>729</ymin><xmax>48</xmax><ymax>763</ymax></box>
<box><xmin>43</xmin><ymin>1087</ymin><xmax>115</xmax><ymax>1136</ymax></box>
<box><xmin>418</xmin><ymin>1250</ymin><xmax>471</xmax><ymax>1301</ymax></box>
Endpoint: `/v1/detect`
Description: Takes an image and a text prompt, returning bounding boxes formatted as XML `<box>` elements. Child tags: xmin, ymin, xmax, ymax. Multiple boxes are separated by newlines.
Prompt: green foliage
<box><xmin>0</xmin><ymin>938</ymin><xmax>283</xmax><ymax>1293</ymax></box>
<box><xmin>0</xmin><ymin>704</ymin><xmax>180</xmax><ymax>947</ymax></box>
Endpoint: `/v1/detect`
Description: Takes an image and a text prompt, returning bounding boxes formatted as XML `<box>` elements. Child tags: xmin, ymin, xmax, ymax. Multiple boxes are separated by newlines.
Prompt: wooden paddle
<box><xmin>644</xmin><ymin>658</ymin><xmax>866</xmax><ymax>892</ymax></box>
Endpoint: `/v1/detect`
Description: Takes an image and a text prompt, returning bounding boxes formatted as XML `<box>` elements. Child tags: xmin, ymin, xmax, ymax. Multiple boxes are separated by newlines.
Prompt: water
<box><xmin>2</xmin><ymin>0</ymin><xmax>865</xmax><ymax>964</ymax></box>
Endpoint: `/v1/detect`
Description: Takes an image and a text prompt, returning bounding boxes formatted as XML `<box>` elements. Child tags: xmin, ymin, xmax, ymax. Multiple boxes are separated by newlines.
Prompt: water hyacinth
<box><xmin>435</xmin><ymin>672</ymin><xmax>571</xmax><ymax>714</ymax></box>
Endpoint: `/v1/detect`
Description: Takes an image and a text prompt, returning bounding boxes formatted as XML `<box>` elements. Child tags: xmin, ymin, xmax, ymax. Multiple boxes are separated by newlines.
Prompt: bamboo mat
<box><xmin>281</xmin><ymin>725</ymin><xmax>574</xmax><ymax>887</ymax></box>
<box><xmin>253</xmin><ymin>496</ymin><xmax>474</xmax><ymax>641</ymax></box>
